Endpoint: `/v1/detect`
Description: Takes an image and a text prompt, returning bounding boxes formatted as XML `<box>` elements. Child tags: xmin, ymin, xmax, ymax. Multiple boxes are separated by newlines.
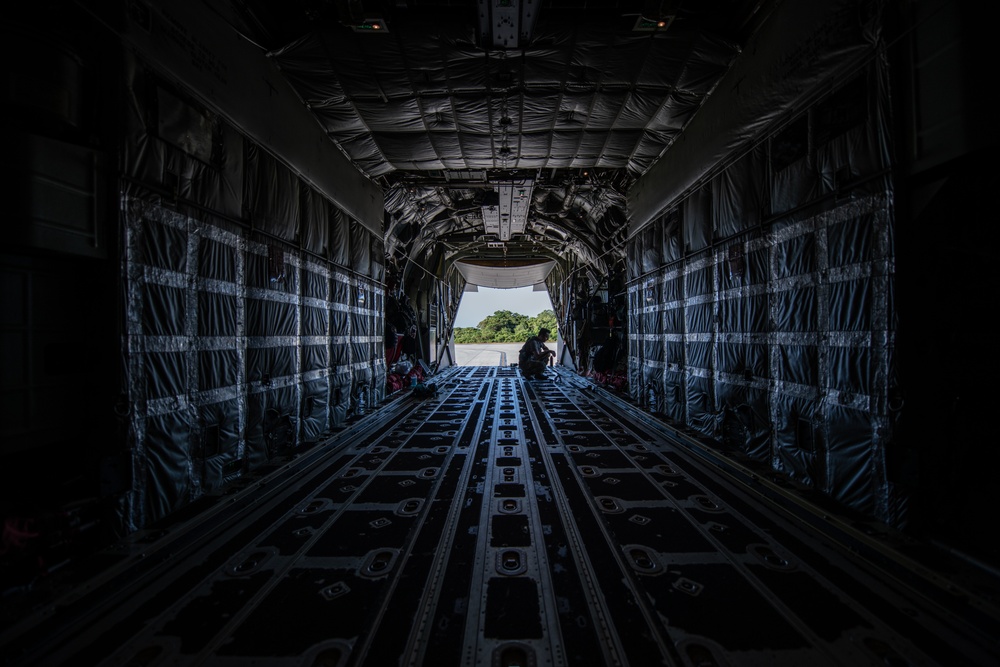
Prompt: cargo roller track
<box><xmin>2</xmin><ymin>366</ymin><xmax>998</xmax><ymax>666</ymax></box>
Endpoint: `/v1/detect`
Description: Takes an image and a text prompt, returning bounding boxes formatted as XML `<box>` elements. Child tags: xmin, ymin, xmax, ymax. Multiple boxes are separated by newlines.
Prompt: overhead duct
<box><xmin>481</xmin><ymin>179</ymin><xmax>534</xmax><ymax>241</ymax></box>
<box><xmin>476</xmin><ymin>0</ymin><xmax>539</xmax><ymax>49</ymax></box>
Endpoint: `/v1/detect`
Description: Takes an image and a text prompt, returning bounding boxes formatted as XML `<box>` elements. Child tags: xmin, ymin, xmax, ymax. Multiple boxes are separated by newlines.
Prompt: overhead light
<box><xmin>633</xmin><ymin>15</ymin><xmax>673</xmax><ymax>31</ymax></box>
<box><xmin>351</xmin><ymin>18</ymin><xmax>388</xmax><ymax>32</ymax></box>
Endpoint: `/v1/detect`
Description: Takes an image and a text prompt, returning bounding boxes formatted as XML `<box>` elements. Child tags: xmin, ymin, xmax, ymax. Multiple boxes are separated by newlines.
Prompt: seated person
<box><xmin>519</xmin><ymin>328</ymin><xmax>555</xmax><ymax>380</ymax></box>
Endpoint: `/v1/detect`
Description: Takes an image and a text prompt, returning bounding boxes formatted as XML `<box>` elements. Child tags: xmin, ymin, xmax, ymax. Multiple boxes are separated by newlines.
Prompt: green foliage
<box><xmin>456</xmin><ymin>309</ymin><xmax>558</xmax><ymax>344</ymax></box>
<box><xmin>453</xmin><ymin>327</ymin><xmax>485</xmax><ymax>343</ymax></box>
<box><xmin>533</xmin><ymin>309</ymin><xmax>557</xmax><ymax>335</ymax></box>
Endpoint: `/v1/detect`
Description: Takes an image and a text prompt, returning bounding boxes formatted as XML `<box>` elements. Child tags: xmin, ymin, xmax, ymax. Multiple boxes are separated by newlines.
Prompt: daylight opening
<box><xmin>452</xmin><ymin>285</ymin><xmax>556</xmax><ymax>366</ymax></box>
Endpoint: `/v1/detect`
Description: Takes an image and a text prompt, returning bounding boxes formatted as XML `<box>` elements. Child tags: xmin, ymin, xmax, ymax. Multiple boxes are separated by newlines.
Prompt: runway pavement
<box><xmin>454</xmin><ymin>343</ymin><xmax>524</xmax><ymax>366</ymax></box>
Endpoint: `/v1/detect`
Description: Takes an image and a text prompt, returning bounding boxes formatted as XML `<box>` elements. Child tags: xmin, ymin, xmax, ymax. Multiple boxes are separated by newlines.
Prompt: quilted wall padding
<box><xmin>625</xmin><ymin>61</ymin><xmax>900</xmax><ymax>526</ymax></box>
<box><xmin>118</xmin><ymin>56</ymin><xmax>386</xmax><ymax>531</ymax></box>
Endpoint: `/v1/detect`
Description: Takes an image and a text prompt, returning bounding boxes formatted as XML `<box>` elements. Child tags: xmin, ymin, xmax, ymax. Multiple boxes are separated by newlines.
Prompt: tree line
<box><xmin>453</xmin><ymin>309</ymin><xmax>558</xmax><ymax>344</ymax></box>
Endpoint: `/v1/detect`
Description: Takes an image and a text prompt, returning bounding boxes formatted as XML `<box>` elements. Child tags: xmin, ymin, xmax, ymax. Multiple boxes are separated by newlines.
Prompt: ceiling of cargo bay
<box><xmin>228</xmin><ymin>0</ymin><xmax>770</xmax><ymax>285</ymax></box>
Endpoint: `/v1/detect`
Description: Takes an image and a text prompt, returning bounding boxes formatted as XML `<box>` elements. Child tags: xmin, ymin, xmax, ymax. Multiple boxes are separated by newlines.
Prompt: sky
<box><xmin>454</xmin><ymin>286</ymin><xmax>554</xmax><ymax>328</ymax></box>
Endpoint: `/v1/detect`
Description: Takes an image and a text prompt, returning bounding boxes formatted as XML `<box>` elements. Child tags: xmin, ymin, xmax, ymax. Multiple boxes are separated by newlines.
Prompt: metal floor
<box><xmin>3</xmin><ymin>366</ymin><xmax>998</xmax><ymax>666</ymax></box>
